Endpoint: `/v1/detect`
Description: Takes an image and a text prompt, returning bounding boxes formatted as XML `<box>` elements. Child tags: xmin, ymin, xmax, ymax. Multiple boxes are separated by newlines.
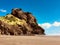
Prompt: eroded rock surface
<box><xmin>0</xmin><ymin>8</ymin><xmax>45</xmax><ymax>35</ymax></box>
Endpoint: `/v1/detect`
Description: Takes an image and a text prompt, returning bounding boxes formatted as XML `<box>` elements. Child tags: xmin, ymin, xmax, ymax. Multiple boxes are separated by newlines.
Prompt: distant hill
<box><xmin>0</xmin><ymin>8</ymin><xmax>45</xmax><ymax>35</ymax></box>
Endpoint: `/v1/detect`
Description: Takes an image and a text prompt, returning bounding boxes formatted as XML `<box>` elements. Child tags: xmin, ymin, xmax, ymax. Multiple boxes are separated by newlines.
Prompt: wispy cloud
<box><xmin>0</xmin><ymin>9</ymin><xmax>7</xmax><ymax>12</ymax></box>
<box><xmin>39</xmin><ymin>21</ymin><xmax>60</xmax><ymax>29</ymax></box>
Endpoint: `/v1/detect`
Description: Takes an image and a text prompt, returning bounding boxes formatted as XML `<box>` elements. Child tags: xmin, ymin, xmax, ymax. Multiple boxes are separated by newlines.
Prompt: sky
<box><xmin>0</xmin><ymin>0</ymin><xmax>60</xmax><ymax>35</ymax></box>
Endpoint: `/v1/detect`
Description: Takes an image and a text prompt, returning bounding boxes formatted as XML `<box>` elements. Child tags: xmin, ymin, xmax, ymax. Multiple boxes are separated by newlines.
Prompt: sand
<box><xmin>0</xmin><ymin>35</ymin><xmax>60</xmax><ymax>45</ymax></box>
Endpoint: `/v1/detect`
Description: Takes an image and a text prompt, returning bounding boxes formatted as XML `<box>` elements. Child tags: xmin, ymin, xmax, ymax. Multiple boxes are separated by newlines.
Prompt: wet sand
<box><xmin>0</xmin><ymin>35</ymin><xmax>60</xmax><ymax>45</ymax></box>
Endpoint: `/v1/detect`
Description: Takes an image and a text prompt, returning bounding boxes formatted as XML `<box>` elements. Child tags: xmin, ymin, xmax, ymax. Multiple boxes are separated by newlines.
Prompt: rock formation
<box><xmin>0</xmin><ymin>8</ymin><xmax>45</xmax><ymax>35</ymax></box>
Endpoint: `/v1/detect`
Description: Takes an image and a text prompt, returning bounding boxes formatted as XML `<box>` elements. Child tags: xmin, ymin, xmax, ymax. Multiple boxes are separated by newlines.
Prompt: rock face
<box><xmin>0</xmin><ymin>8</ymin><xmax>45</xmax><ymax>35</ymax></box>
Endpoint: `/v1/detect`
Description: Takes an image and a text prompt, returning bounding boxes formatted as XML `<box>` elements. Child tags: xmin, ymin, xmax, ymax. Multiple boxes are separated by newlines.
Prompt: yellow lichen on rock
<box><xmin>0</xmin><ymin>14</ymin><xmax>26</xmax><ymax>25</ymax></box>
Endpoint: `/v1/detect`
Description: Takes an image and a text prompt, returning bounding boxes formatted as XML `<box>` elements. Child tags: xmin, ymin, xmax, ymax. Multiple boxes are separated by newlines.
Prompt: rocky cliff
<box><xmin>0</xmin><ymin>8</ymin><xmax>45</xmax><ymax>35</ymax></box>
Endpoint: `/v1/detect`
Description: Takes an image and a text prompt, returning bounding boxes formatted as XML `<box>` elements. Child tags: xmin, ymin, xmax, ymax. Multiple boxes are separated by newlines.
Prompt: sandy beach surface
<box><xmin>0</xmin><ymin>35</ymin><xmax>60</xmax><ymax>45</ymax></box>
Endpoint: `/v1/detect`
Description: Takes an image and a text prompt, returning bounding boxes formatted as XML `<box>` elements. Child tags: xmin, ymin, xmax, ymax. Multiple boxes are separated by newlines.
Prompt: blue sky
<box><xmin>0</xmin><ymin>0</ymin><xmax>60</xmax><ymax>35</ymax></box>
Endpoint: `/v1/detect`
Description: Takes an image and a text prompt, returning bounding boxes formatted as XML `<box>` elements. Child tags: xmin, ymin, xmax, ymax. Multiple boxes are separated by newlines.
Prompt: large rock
<box><xmin>0</xmin><ymin>8</ymin><xmax>45</xmax><ymax>35</ymax></box>
<box><xmin>11</xmin><ymin>8</ymin><xmax>45</xmax><ymax>35</ymax></box>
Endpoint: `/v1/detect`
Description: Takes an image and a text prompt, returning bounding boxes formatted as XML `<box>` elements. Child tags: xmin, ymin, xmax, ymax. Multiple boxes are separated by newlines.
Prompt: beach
<box><xmin>0</xmin><ymin>35</ymin><xmax>60</xmax><ymax>45</ymax></box>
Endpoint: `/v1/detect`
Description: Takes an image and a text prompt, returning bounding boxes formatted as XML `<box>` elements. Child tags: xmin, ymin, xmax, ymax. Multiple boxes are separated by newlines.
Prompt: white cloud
<box><xmin>0</xmin><ymin>9</ymin><xmax>7</xmax><ymax>12</ymax></box>
<box><xmin>53</xmin><ymin>21</ymin><xmax>60</xmax><ymax>26</ymax></box>
<box><xmin>39</xmin><ymin>21</ymin><xmax>60</xmax><ymax>35</ymax></box>
<box><xmin>39</xmin><ymin>23</ymin><xmax>52</xmax><ymax>29</ymax></box>
<box><xmin>39</xmin><ymin>21</ymin><xmax>60</xmax><ymax>29</ymax></box>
